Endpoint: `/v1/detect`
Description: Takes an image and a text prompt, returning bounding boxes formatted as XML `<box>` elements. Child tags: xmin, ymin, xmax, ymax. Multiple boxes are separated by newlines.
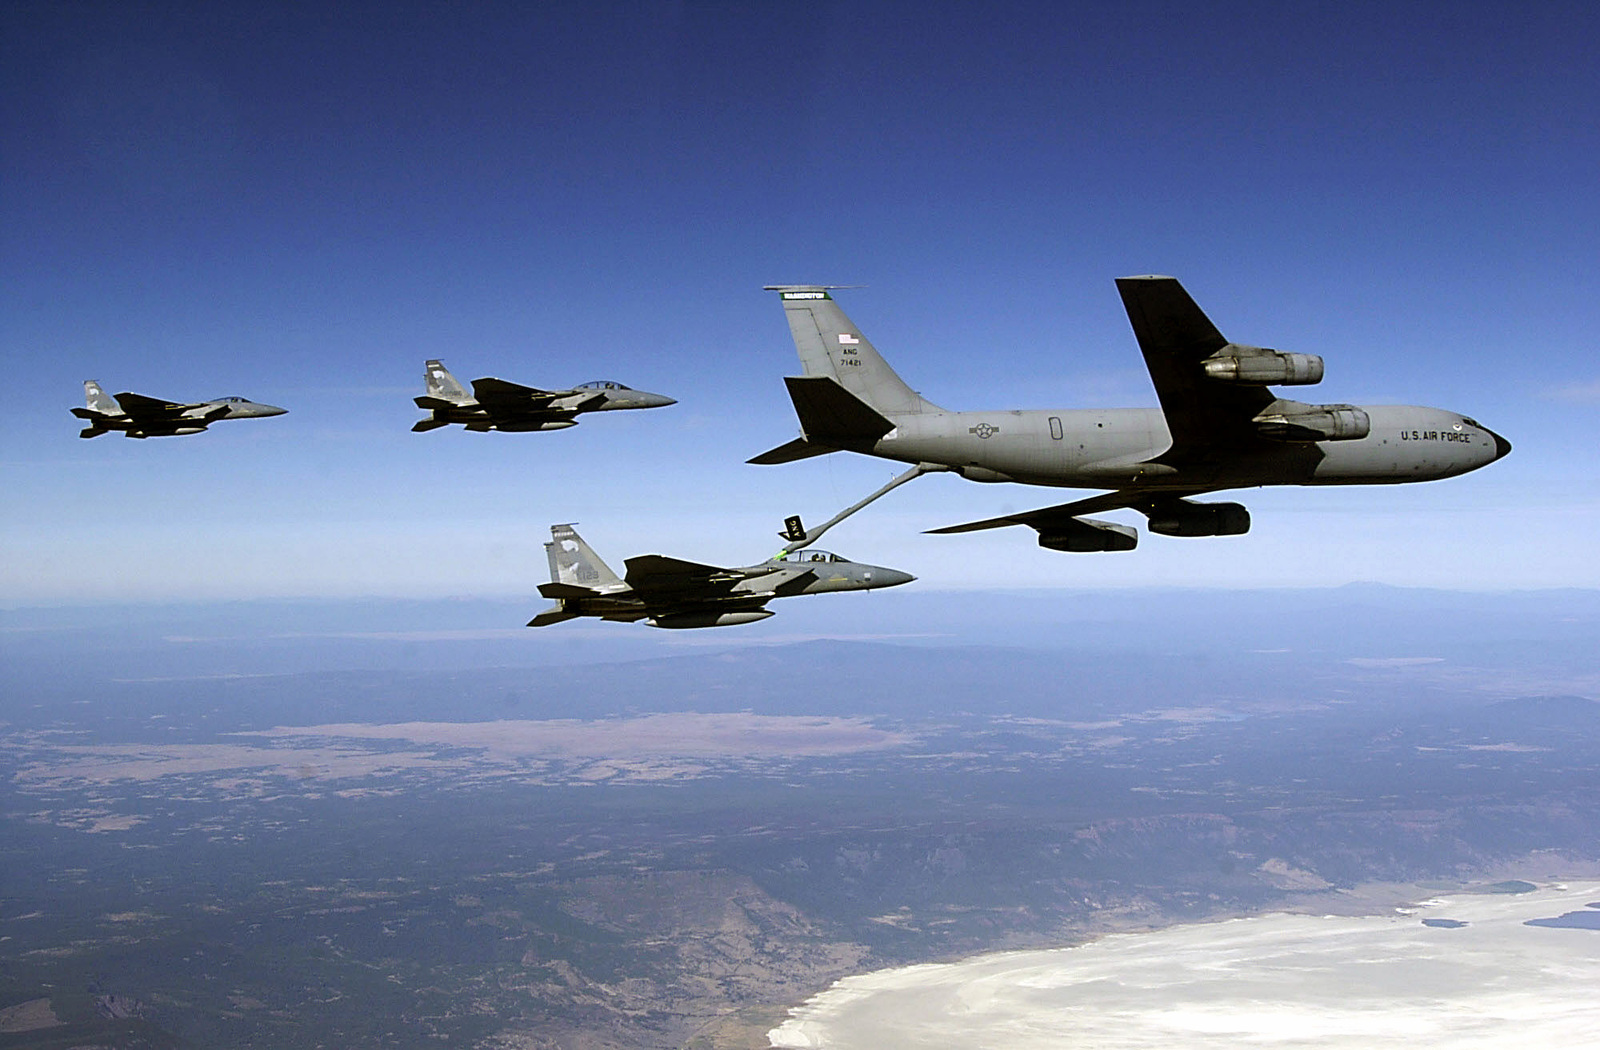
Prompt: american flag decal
<box><xmin>838</xmin><ymin>334</ymin><xmax>860</xmax><ymax>344</ymax></box>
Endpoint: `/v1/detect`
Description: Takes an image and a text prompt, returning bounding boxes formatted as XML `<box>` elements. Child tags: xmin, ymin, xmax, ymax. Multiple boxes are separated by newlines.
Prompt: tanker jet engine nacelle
<box><xmin>1252</xmin><ymin>400</ymin><xmax>1371</xmax><ymax>442</ymax></box>
<box><xmin>650</xmin><ymin>610</ymin><xmax>776</xmax><ymax>629</ymax></box>
<box><xmin>1145</xmin><ymin>501</ymin><xmax>1251</xmax><ymax>537</ymax></box>
<box><xmin>1201</xmin><ymin>344</ymin><xmax>1325</xmax><ymax>385</ymax></box>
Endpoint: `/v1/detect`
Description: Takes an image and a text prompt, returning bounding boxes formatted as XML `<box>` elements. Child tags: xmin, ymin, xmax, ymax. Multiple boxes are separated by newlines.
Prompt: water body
<box><xmin>769</xmin><ymin>882</ymin><xmax>1600</xmax><ymax>1049</ymax></box>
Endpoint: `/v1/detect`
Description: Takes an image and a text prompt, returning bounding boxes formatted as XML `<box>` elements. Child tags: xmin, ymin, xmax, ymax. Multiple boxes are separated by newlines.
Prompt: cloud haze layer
<box><xmin>770</xmin><ymin>883</ymin><xmax>1600</xmax><ymax>1049</ymax></box>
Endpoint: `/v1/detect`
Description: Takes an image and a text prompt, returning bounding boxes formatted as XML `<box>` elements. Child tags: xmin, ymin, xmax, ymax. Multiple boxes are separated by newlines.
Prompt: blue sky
<box><xmin>3</xmin><ymin>1</ymin><xmax>1596</xmax><ymax>604</ymax></box>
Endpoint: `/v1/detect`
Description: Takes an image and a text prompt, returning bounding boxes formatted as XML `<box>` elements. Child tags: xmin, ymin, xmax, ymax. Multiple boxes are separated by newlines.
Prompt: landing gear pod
<box><xmin>1037</xmin><ymin>517</ymin><xmax>1139</xmax><ymax>552</ymax></box>
<box><xmin>1145</xmin><ymin>501</ymin><xmax>1251</xmax><ymax>537</ymax></box>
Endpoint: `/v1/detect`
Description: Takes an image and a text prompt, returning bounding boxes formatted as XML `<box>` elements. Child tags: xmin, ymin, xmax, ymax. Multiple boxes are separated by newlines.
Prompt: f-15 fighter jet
<box><xmin>752</xmin><ymin>278</ymin><xmax>1510</xmax><ymax>552</ymax></box>
<box><xmin>412</xmin><ymin>359</ymin><xmax>674</xmax><ymax>432</ymax></box>
<box><xmin>527</xmin><ymin>524</ymin><xmax>914</xmax><ymax>629</ymax></box>
<box><xmin>72</xmin><ymin>381</ymin><xmax>287</xmax><ymax>439</ymax></box>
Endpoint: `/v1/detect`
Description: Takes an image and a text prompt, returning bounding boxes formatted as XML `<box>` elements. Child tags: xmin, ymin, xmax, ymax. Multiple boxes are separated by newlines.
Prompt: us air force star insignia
<box><xmin>969</xmin><ymin>423</ymin><xmax>999</xmax><ymax>439</ymax></box>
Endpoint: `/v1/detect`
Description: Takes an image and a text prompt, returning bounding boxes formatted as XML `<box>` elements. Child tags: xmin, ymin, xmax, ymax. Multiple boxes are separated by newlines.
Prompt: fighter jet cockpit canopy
<box><xmin>576</xmin><ymin>380</ymin><xmax>629</xmax><ymax>391</ymax></box>
<box><xmin>791</xmin><ymin>550</ymin><xmax>847</xmax><ymax>563</ymax></box>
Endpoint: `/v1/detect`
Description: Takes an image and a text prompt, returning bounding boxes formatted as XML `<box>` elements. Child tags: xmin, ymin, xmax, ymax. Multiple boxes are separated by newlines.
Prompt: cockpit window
<box><xmin>577</xmin><ymin>381</ymin><xmax>626</xmax><ymax>390</ymax></box>
<box><xmin>216</xmin><ymin>396</ymin><xmax>248</xmax><ymax>402</ymax></box>
<box><xmin>801</xmin><ymin>550</ymin><xmax>842</xmax><ymax>563</ymax></box>
<box><xmin>1461</xmin><ymin>416</ymin><xmax>1480</xmax><ymax>428</ymax></box>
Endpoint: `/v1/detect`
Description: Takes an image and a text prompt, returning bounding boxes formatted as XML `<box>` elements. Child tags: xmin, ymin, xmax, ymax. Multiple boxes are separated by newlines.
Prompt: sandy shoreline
<box><xmin>767</xmin><ymin>868</ymin><xmax>1600</xmax><ymax>1050</ymax></box>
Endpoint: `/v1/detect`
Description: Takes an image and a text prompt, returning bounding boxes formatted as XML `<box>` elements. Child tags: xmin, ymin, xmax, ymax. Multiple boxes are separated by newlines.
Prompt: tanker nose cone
<box><xmin>1486</xmin><ymin>426</ymin><xmax>1511</xmax><ymax>461</ymax></box>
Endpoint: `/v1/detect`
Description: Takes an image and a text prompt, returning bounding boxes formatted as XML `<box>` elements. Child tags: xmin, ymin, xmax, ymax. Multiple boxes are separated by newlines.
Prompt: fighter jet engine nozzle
<box><xmin>1202</xmin><ymin>345</ymin><xmax>1324</xmax><ymax>385</ymax></box>
<box><xmin>1146</xmin><ymin>501</ymin><xmax>1251</xmax><ymax>537</ymax></box>
<box><xmin>649</xmin><ymin>610</ymin><xmax>776</xmax><ymax>629</ymax></box>
<box><xmin>1252</xmin><ymin>401</ymin><xmax>1370</xmax><ymax>442</ymax></box>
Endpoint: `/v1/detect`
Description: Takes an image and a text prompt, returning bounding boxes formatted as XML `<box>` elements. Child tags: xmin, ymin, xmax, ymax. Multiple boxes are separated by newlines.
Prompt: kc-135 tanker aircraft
<box><xmin>752</xmin><ymin>278</ymin><xmax>1510</xmax><ymax>552</ymax></box>
<box><xmin>527</xmin><ymin>524</ymin><xmax>914</xmax><ymax>629</ymax></box>
<box><xmin>72</xmin><ymin>381</ymin><xmax>287</xmax><ymax>439</ymax></box>
<box><xmin>412</xmin><ymin>359</ymin><xmax>675</xmax><ymax>432</ymax></box>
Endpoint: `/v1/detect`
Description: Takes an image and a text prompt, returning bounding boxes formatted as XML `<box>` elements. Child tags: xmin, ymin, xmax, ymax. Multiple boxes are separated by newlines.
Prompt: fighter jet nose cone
<box><xmin>652</xmin><ymin>394</ymin><xmax>677</xmax><ymax>407</ymax></box>
<box><xmin>879</xmin><ymin>569</ymin><xmax>916</xmax><ymax>588</ymax></box>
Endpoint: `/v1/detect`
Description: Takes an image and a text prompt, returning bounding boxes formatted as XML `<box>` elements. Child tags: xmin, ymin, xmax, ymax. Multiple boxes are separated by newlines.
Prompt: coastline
<box><xmin>762</xmin><ymin>862</ymin><xmax>1600</xmax><ymax>1050</ymax></box>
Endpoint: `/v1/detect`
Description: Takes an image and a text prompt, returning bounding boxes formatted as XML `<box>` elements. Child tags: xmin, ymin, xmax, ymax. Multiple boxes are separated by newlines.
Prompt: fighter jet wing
<box><xmin>1115</xmin><ymin>276</ymin><xmax>1275</xmax><ymax>462</ymax></box>
<box><xmin>113</xmin><ymin>392</ymin><xmax>208</xmax><ymax>417</ymax></box>
<box><xmin>927</xmin><ymin>488</ymin><xmax>1213</xmax><ymax>534</ymax></box>
<box><xmin>622</xmin><ymin>556</ymin><xmax>812</xmax><ymax>601</ymax></box>
<box><xmin>469</xmin><ymin>377</ymin><xmax>565</xmax><ymax>409</ymax></box>
<box><xmin>622</xmin><ymin>555</ymin><xmax>743</xmax><ymax>598</ymax></box>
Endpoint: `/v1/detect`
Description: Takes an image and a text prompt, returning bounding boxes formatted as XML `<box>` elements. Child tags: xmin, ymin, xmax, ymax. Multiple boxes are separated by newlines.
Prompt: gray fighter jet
<box><xmin>412</xmin><ymin>359</ymin><xmax>674</xmax><ymax>432</ymax></box>
<box><xmin>527</xmin><ymin>524</ymin><xmax>914</xmax><ymax>629</ymax></box>
<box><xmin>751</xmin><ymin>279</ymin><xmax>1511</xmax><ymax>551</ymax></box>
<box><xmin>72</xmin><ymin>381</ymin><xmax>286</xmax><ymax>439</ymax></box>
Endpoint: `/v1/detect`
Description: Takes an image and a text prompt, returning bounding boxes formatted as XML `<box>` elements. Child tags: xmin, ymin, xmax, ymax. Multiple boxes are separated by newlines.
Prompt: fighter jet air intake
<box><xmin>526</xmin><ymin>524</ymin><xmax>915</xmax><ymax>629</ymax></box>
<box><xmin>412</xmin><ymin>359</ymin><xmax>675</xmax><ymax>432</ymax></box>
<box><xmin>751</xmin><ymin>278</ymin><xmax>1510</xmax><ymax>551</ymax></box>
<box><xmin>72</xmin><ymin>381</ymin><xmax>287</xmax><ymax>439</ymax></box>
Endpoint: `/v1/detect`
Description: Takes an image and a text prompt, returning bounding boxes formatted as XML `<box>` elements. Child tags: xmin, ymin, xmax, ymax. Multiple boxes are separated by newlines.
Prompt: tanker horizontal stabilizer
<box><xmin>748</xmin><ymin>437</ymin><xmax>833</xmax><ymax>465</ymax></box>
